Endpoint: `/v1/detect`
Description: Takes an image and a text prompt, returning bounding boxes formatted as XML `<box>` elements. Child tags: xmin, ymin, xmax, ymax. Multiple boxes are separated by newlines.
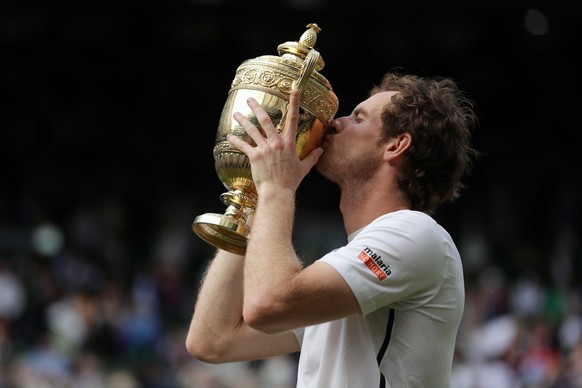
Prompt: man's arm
<box><xmin>185</xmin><ymin>248</ymin><xmax>300</xmax><ymax>363</ymax></box>
<box><xmin>243</xmin><ymin>187</ymin><xmax>361</xmax><ymax>334</ymax></box>
<box><xmin>228</xmin><ymin>90</ymin><xmax>361</xmax><ymax>335</ymax></box>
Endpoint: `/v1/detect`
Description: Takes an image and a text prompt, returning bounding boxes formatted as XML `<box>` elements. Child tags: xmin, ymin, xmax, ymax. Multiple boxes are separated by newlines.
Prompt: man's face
<box><xmin>316</xmin><ymin>91</ymin><xmax>397</xmax><ymax>184</ymax></box>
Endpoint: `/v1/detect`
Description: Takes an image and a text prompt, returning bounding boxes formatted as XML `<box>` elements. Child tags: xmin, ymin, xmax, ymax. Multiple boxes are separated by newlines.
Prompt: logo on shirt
<box><xmin>357</xmin><ymin>247</ymin><xmax>392</xmax><ymax>281</ymax></box>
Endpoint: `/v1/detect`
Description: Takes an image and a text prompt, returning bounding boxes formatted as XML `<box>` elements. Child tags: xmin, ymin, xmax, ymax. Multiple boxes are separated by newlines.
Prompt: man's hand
<box><xmin>227</xmin><ymin>89</ymin><xmax>324</xmax><ymax>195</ymax></box>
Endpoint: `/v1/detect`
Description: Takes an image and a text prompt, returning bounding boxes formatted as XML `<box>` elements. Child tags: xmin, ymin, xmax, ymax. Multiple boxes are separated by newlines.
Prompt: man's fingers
<box><xmin>301</xmin><ymin>147</ymin><xmax>324</xmax><ymax>172</ymax></box>
<box><xmin>226</xmin><ymin>132</ymin><xmax>252</xmax><ymax>153</ymax></box>
<box><xmin>232</xmin><ymin>111</ymin><xmax>265</xmax><ymax>146</ymax></box>
<box><xmin>283</xmin><ymin>89</ymin><xmax>300</xmax><ymax>140</ymax></box>
<box><xmin>247</xmin><ymin>97</ymin><xmax>278</xmax><ymax>138</ymax></box>
<box><xmin>231</xmin><ymin>91</ymin><xmax>301</xmax><ymax>154</ymax></box>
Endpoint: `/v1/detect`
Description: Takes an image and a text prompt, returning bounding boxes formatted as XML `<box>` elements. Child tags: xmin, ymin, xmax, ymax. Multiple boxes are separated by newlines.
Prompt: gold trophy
<box><xmin>192</xmin><ymin>23</ymin><xmax>338</xmax><ymax>254</ymax></box>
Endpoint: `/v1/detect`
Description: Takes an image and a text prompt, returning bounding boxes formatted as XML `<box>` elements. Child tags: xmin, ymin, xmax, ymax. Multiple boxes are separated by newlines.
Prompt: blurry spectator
<box><xmin>0</xmin><ymin>260</ymin><xmax>26</xmax><ymax>321</ymax></box>
<box><xmin>559</xmin><ymin>298</ymin><xmax>582</xmax><ymax>352</ymax></box>
<box><xmin>12</xmin><ymin>334</ymin><xmax>71</xmax><ymax>387</ymax></box>
<box><xmin>0</xmin><ymin>259</ymin><xmax>26</xmax><ymax>381</ymax></box>
<box><xmin>517</xmin><ymin>319</ymin><xmax>561</xmax><ymax>387</ymax></box>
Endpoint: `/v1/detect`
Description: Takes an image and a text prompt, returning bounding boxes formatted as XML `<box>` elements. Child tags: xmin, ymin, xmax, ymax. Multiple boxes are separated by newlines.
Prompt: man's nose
<box><xmin>328</xmin><ymin>117</ymin><xmax>342</xmax><ymax>134</ymax></box>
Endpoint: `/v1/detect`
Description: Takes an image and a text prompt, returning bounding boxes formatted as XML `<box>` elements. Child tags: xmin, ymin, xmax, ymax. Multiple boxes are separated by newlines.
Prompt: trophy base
<box><xmin>192</xmin><ymin>213</ymin><xmax>250</xmax><ymax>255</ymax></box>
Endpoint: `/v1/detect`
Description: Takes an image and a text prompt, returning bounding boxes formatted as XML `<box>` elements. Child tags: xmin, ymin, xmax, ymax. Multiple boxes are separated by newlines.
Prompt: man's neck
<box><xmin>339</xmin><ymin>181</ymin><xmax>410</xmax><ymax>235</ymax></box>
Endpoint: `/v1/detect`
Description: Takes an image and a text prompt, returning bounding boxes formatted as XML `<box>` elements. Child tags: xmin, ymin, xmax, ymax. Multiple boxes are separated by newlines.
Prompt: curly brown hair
<box><xmin>370</xmin><ymin>72</ymin><xmax>478</xmax><ymax>213</ymax></box>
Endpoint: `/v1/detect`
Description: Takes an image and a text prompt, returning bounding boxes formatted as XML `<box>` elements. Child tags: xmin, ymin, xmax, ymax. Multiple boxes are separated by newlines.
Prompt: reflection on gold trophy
<box><xmin>192</xmin><ymin>23</ymin><xmax>339</xmax><ymax>254</ymax></box>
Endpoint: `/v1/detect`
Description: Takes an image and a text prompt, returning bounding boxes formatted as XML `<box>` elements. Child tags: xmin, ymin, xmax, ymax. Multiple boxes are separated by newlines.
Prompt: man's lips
<box><xmin>321</xmin><ymin>134</ymin><xmax>333</xmax><ymax>147</ymax></box>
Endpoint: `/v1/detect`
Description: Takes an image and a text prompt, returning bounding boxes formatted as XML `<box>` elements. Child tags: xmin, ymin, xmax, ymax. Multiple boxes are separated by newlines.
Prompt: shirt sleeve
<box><xmin>319</xmin><ymin>212</ymin><xmax>451</xmax><ymax>315</ymax></box>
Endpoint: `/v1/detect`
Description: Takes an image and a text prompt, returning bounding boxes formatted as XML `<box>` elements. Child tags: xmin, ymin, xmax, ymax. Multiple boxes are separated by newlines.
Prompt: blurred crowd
<box><xmin>0</xmin><ymin>194</ymin><xmax>302</xmax><ymax>387</ymax></box>
<box><xmin>0</xmin><ymin>190</ymin><xmax>581</xmax><ymax>388</ymax></box>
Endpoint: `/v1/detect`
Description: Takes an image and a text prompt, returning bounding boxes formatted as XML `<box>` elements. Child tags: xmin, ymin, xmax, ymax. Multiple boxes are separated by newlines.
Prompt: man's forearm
<box><xmin>243</xmin><ymin>185</ymin><xmax>303</xmax><ymax>331</ymax></box>
<box><xmin>186</xmin><ymin>249</ymin><xmax>245</xmax><ymax>360</ymax></box>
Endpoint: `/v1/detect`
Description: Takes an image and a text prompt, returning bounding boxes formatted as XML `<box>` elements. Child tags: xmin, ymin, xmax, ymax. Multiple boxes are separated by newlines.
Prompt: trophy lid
<box><xmin>277</xmin><ymin>23</ymin><xmax>325</xmax><ymax>72</ymax></box>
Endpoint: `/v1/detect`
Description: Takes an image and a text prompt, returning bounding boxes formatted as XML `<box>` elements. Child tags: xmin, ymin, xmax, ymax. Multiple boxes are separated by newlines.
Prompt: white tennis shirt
<box><xmin>293</xmin><ymin>210</ymin><xmax>465</xmax><ymax>387</ymax></box>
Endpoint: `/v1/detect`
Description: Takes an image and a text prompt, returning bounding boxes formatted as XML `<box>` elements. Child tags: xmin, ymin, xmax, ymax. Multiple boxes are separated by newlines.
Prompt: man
<box><xmin>186</xmin><ymin>72</ymin><xmax>478</xmax><ymax>387</ymax></box>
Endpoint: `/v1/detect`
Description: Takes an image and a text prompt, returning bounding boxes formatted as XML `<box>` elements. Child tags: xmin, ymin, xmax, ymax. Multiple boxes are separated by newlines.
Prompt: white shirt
<box><xmin>293</xmin><ymin>210</ymin><xmax>465</xmax><ymax>387</ymax></box>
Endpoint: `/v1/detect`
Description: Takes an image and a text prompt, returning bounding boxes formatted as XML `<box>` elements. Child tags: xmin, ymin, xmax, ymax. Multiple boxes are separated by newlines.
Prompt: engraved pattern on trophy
<box><xmin>192</xmin><ymin>23</ymin><xmax>338</xmax><ymax>254</ymax></box>
<box><xmin>232</xmin><ymin>60</ymin><xmax>336</xmax><ymax>125</ymax></box>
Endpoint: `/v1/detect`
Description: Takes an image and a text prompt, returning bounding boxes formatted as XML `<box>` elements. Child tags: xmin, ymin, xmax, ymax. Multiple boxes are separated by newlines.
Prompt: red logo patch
<box><xmin>358</xmin><ymin>247</ymin><xmax>391</xmax><ymax>281</ymax></box>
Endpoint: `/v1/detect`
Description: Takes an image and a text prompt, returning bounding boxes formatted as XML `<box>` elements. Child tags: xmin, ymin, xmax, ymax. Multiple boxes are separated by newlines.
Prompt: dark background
<box><xmin>2</xmin><ymin>0</ymin><xmax>580</xmax><ymax>276</ymax></box>
<box><xmin>1</xmin><ymin>1</ymin><xmax>581</xmax><ymax>386</ymax></box>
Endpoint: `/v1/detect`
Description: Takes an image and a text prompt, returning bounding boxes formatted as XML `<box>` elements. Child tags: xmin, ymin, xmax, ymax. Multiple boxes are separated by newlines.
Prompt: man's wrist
<box><xmin>256</xmin><ymin>184</ymin><xmax>296</xmax><ymax>203</ymax></box>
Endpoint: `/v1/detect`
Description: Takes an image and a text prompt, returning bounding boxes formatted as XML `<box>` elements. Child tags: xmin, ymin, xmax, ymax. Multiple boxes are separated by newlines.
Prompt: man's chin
<box><xmin>315</xmin><ymin>159</ymin><xmax>334</xmax><ymax>181</ymax></box>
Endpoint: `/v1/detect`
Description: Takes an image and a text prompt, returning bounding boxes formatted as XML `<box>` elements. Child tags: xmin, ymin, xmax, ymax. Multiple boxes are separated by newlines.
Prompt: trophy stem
<box><xmin>191</xmin><ymin>190</ymin><xmax>256</xmax><ymax>255</ymax></box>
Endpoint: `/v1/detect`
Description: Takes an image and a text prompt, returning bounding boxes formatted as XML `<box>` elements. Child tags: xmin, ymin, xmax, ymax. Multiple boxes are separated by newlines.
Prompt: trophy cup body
<box><xmin>192</xmin><ymin>24</ymin><xmax>338</xmax><ymax>254</ymax></box>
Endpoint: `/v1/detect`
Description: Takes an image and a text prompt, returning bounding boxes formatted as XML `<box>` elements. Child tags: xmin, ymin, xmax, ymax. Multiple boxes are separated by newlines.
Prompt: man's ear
<box><xmin>384</xmin><ymin>133</ymin><xmax>412</xmax><ymax>162</ymax></box>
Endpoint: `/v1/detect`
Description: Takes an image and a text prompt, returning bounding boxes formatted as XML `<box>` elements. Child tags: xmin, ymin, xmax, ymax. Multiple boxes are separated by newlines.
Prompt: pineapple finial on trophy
<box><xmin>277</xmin><ymin>23</ymin><xmax>325</xmax><ymax>71</ymax></box>
<box><xmin>300</xmin><ymin>23</ymin><xmax>321</xmax><ymax>48</ymax></box>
